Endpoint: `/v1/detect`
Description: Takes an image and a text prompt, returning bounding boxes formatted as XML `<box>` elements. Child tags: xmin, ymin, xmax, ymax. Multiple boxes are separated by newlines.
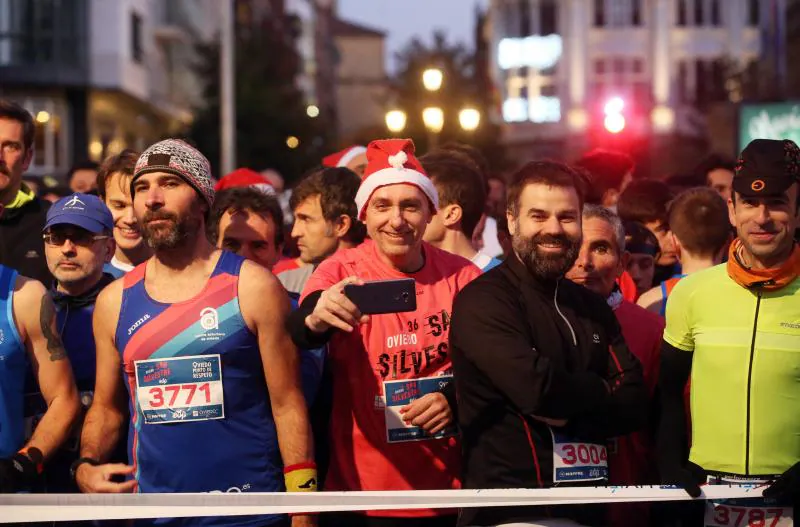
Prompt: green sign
<box><xmin>739</xmin><ymin>102</ymin><xmax>800</xmax><ymax>152</ymax></box>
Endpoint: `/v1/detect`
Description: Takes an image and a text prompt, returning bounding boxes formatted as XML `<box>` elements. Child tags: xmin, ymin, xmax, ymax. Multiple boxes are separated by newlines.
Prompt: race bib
<box><xmin>383</xmin><ymin>375</ymin><xmax>457</xmax><ymax>443</ymax></box>
<box><xmin>551</xmin><ymin>431</ymin><xmax>608</xmax><ymax>483</ymax></box>
<box><xmin>704</xmin><ymin>476</ymin><xmax>793</xmax><ymax>527</ymax></box>
<box><xmin>135</xmin><ymin>355</ymin><xmax>225</xmax><ymax>424</ymax></box>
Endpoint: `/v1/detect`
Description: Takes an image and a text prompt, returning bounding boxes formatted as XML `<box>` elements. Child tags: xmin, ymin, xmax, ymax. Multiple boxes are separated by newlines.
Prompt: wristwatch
<box><xmin>69</xmin><ymin>457</ymin><xmax>99</xmax><ymax>481</ymax></box>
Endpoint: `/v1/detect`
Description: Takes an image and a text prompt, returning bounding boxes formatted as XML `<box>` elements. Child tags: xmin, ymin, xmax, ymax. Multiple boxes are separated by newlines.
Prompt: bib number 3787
<box><xmin>705</xmin><ymin>503</ymin><xmax>792</xmax><ymax>527</ymax></box>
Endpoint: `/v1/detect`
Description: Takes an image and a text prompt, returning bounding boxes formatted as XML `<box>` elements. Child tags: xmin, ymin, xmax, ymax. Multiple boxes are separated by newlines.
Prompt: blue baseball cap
<box><xmin>44</xmin><ymin>193</ymin><xmax>114</xmax><ymax>234</ymax></box>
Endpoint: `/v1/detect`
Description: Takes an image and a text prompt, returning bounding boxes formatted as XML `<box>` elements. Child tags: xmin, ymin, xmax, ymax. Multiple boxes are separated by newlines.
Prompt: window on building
<box><xmin>131</xmin><ymin>12</ymin><xmax>143</xmax><ymax>63</ymax></box>
<box><xmin>631</xmin><ymin>58</ymin><xmax>644</xmax><ymax>74</ymax></box>
<box><xmin>748</xmin><ymin>0</ymin><xmax>760</xmax><ymax>26</ymax></box>
<box><xmin>632</xmin><ymin>0</ymin><xmax>642</xmax><ymax>26</ymax></box>
<box><xmin>678</xmin><ymin>60</ymin><xmax>689</xmax><ymax>103</ymax></box>
<box><xmin>519</xmin><ymin>0</ymin><xmax>531</xmax><ymax>37</ymax></box>
<box><xmin>541</xmin><ymin>84</ymin><xmax>558</xmax><ymax>97</ymax></box>
<box><xmin>677</xmin><ymin>0</ymin><xmax>688</xmax><ymax>27</ymax></box>
<box><xmin>695</xmin><ymin>59</ymin><xmax>708</xmax><ymax>104</ymax></box>
<box><xmin>710</xmin><ymin>0</ymin><xmax>721</xmax><ymax>26</ymax></box>
<box><xmin>594</xmin><ymin>59</ymin><xmax>606</xmax><ymax>75</ymax></box>
<box><xmin>594</xmin><ymin>0</ymin><xmax>605</xmax><ymax>27</ymax></box>
<box><xmin>632</xmin><ymin>82</ymin><xmax>652</xmax><ymax>107</ymax></box>
<box><xmin>694</xmin><ymin>0</ymin><xmax>704</xmax><ymax>26</ymax></box>
<box><xmin>613</xmin><ymin>57</ymin><xmax>625</xmax><ymax>83</ymax></box>
<box><xmin>711</xmin><ymin>59</ymin><xmax>726</xmax><ymax>101</ymax></box>
<box><xmin>540</xmin><ymin>1</ymin><xmax>557</xmax><ymax>35</ymax></box>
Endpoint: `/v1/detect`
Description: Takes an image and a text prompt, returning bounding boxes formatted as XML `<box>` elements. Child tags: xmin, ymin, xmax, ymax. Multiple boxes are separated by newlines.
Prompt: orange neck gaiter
<box><xmin>726</xmin><ymin>239</ymin><xmax>800</xmax><ymax>291</ymax></box>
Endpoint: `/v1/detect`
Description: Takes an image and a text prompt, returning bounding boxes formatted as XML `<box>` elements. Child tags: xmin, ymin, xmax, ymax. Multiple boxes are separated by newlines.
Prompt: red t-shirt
<box><xmin>302</xmin><ymin>240</ymin><xmax>481</xmax><ymax>516</ymax></box>
<box><xmin>608</xmin><ymin>300</ymin><xmax>664</xmax><ymax>527</ymax></box>
<box><xmin>273</xmin><ymin>258</ymin><xmax>302</xmax><ymax>274</ymax></box>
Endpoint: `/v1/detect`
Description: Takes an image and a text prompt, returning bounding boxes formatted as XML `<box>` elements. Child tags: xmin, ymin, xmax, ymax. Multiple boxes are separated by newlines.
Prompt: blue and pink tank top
<box><xmin>116</xmin><ymin>252</ymin><xmax>283</xmax><ymax>526</ymax></box>
<box><xmin>0</xmin><ymin>265</ymin><xmax>26</xmax><ymax>458</ymax></box>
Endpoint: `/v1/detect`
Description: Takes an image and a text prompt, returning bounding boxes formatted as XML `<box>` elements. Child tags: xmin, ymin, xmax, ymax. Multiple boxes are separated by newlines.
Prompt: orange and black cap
<box><xmin>733</xmin><ymin>139</ymin><xmax>800</xmax><ymax>198</ymax></box>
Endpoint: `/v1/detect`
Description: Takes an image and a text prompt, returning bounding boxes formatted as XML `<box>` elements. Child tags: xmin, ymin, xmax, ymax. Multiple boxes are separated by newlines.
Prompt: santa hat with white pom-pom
<box><xmin>354</xmin><ymin>138</ymin><xmax>438</xmax><ymax>219</ymax></box>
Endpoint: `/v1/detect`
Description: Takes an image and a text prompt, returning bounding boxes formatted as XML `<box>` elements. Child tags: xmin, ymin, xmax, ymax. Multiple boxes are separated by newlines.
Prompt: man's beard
<box><xmin>141</xmin><ymin>208</ymin><xmax>201</xmax><ymax>251</ymax></box>
<box><xmin>512</xmin><ymin>228</ymin><xmax>581</xmax><ymax>281</ymax></box>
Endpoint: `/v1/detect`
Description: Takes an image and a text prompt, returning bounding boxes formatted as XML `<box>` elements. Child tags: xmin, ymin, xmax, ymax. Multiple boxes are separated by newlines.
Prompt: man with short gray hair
<box><xmin>566</xmin><ymin>204</ymin><xmax>664</xmax><ymax>527</ymax></box>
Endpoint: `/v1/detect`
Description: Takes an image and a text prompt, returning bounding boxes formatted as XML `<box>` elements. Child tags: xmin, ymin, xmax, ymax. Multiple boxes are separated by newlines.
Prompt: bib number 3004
<box><xmin>135</xmin><ymin>354</ymin><xmax>225</xmax><ymax>424</ymax></box>
<box><xmin>551</xmin><ymin>431</ymin><xmax>608</xmax><ymax>483</ymax></box>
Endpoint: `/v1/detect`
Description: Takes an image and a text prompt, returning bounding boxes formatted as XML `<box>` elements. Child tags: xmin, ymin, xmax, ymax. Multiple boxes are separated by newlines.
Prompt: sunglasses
<box><xmin>43</xmin><ymin>230</ymin><xmax>109</xmax><ymax>247</ymax></box>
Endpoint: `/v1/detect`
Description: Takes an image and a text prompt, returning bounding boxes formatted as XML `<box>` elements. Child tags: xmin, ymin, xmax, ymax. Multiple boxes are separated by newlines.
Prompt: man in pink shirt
<box><xmin>288</xmin><ymin>139</ymin><xmax>481</xmax><ymax>527</ymax></box>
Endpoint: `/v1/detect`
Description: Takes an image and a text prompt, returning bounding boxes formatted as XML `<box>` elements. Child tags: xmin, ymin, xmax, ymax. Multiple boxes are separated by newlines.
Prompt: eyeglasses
<box><xmin>43</xmin><ymin>231</ymin><xmax>109</xmax><ymax>247</ymax></box>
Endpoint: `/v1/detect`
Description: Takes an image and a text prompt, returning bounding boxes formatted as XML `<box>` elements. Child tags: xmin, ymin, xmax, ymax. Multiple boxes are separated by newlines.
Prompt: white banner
<box><xmin>0</xmin><ymin>485</ymin><xmax>766</xmax><ymax>523</ymax></box>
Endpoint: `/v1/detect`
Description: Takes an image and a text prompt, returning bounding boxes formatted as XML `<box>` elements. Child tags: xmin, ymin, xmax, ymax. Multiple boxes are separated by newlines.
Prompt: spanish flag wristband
<box><xmin>284</xmin><ymin>462</ymin><xmax>318</xmax><ymax>492</ymax></box>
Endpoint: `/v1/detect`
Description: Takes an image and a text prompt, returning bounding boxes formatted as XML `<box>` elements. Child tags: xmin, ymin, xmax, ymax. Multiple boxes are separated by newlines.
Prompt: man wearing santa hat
<box><xmin>289</xmin><ymin>139</ymin><xmax>481</xmax><ymax>527</ymax></box>
<box><xmin>322</xmin><ymin>145</ymin><xmax>368</xmax><ymax>177</ymax></box>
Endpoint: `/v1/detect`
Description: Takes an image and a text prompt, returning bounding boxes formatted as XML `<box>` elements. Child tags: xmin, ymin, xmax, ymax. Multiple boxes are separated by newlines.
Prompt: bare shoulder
<box><xmin>238</xmin><ymin>260</ymin><xmax>290</xmax><ymax>322</ymax></box>
<box><xmin>12</xmin><ymin>275</ymin><xmax>47</xmax><ymax>338</ymax></box>
<box><xmin>94</xmin><ymin>278</ymin><xmax>125</xmax><ymax>333</ymax></box>
<box><xmin>636</xmin><ymin>286</ymin><xmax>664</xmax><ymax>314</ymax></box>
<box><xmin>13</xmin><ymin>274</ymin><xmax>47</xmax><ymax>307</ymax></box>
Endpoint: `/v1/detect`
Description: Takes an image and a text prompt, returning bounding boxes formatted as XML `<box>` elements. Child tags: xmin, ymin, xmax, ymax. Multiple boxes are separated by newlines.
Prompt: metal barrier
<box><xmin>0</xmin><ymin>485</ymin><xmax>764</xmax><ymax>523</ymax></box>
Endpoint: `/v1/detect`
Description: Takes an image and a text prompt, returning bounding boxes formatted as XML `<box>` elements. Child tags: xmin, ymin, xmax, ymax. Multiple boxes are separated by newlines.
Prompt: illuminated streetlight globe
<box><xmin>604</xmin><ymin>97</ymin><xmax>625</xmax><ymax>115</ymax></box>
<box><xmin>604</xmin><ymin>113</ymin><xmax>626</xmax><ymax>134</ymax></box>
<box><xmin>459</xmin><ymin>108</ymin><xmax>481</xmax><ymax>131</ymax></box>
<box><xmin>306</xmin><ymin>105</ymin><xmax>320</xmax><ymax>118</ymax></box>
<box><xmin>422</xmin><ymin>68</ymin><xmax>444</xmax><ymax>92</ymax></box>
<box><xmin>385</xmin><ymin>110</ymin><xmax>407</xmax><ymax>133</ymax></box>
<box><xmin>422</xmin><ymin>107</ymin><xmax>445</xmax><ymax>133</ymax></box>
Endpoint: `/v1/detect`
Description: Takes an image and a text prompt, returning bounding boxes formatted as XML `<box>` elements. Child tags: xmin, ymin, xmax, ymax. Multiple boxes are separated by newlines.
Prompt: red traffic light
<box><xmin>603</xmin><ymin>97</ymin><xmax>626</xmax><ymax>134</ymax></box>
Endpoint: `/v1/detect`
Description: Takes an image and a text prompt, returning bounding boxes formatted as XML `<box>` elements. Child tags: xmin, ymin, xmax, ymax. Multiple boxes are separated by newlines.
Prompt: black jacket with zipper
<box><xmin>450</xmin><ymin>255</ymin><xmax>648</xmax><ymax>527</ymax></box>
<box><xmin>0</xmin><ymin>196</ymin><xmax>50</xmax><ymax>284</ymax></box>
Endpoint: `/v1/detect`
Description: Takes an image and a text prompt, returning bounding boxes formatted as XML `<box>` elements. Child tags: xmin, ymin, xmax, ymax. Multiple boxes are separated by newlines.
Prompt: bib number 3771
<box><xmin>135</xmin><ymin>354</ymin><xmax>225</xmax><ymax>424</ymax></box>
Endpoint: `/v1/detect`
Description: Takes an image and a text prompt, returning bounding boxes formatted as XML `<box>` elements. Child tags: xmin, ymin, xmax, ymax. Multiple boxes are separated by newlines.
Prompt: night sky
<box><xmin>338</xmin><ymin>0</ymin><xmax>489</xmax><ymax>72</ymax></box>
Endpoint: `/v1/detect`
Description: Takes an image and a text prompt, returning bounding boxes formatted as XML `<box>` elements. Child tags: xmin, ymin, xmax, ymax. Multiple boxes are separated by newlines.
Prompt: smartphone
<box><xmin>344</xmin><ymin>278</ymin><xmax>417</xmax><ymax>315</ymax></box>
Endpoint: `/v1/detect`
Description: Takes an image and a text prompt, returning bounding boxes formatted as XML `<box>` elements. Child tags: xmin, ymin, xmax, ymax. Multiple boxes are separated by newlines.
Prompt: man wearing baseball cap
<box><xmin>26</xmin><ymin>193</ymin><xmax>118</xmax><ymax>491</ymax></box>
<box><xmin>658</xmin><ymin>138</ymin><xmax>800</xmax><ymax>524</ymax></box>
<box><xmin>75</xmin><ymin>139</ymin><xmax>315</xmax><ymax>527</ymax></box>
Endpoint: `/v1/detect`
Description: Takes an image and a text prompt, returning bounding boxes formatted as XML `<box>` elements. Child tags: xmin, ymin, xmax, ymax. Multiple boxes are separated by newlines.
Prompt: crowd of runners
<box><xmin>0</xmin><ymin>97</ymin><xmax>798</xmax><ymax>527</ymax></box>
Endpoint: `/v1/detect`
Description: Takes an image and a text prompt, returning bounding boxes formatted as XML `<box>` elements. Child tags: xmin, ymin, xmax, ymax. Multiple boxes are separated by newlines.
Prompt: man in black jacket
<box><xmin>450</xmin><ymin>160</ymin><xmax>648</xmax><ymax>527</ymax></box>
<box><xmin>0</xmin><ymin>99</ymin><xmax>51</xmax><ymax>283</ymax></box>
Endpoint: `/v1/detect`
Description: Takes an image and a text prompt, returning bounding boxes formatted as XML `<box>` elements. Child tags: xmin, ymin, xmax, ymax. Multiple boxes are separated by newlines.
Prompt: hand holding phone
<box><xmin>344</xmin><ymin>278</ymin><xmax>417</xmax><ymax>315</ymax></box>
<box><xmin>305</xmin><ymin>276</ymin><xmax>368</xmax><ymax>334</ymax></box>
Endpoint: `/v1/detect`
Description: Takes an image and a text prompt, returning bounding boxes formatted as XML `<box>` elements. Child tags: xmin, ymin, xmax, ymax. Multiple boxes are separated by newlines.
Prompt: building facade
<box><xmin>0</xmin><ymin>0</ymin><xmax>219</xmax><ymax>177</ymax></box>
<box><xmin>332</xmin><ymin>18</ymin><xmax>387</xmax><ymax>143</ymax></box>
<box><xmin>487</xmin><ymin>0</ymin><xmax>784</xmax><ymax>168</ymax></box>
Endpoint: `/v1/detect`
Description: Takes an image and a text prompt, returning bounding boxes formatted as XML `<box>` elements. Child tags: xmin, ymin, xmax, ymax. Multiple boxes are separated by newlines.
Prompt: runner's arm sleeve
<box><xmin>656</xmin><ymin>341</ymin><xmax>692</xmax><ymax>480</ymax></box>
<box><xmin>450</xmin><ymin>286</ymin><xmax>608</xmax><ymax>418</ymax></box>
<box><xmin>287</xmin><ymin>291</ymin><xmax>333</xmax><ymax>349</ymax></box>
<box><xmin>563</xmin><ymin>313</ymin><xmax>648</xmax><ymax>440</ymax></box>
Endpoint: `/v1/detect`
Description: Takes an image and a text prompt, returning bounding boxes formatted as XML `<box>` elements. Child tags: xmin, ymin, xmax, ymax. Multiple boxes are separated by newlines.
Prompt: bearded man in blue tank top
<box><xmin>73</xmin><ymin>140</ymin><xmax>316</xmax><ymax>527</ymax></box>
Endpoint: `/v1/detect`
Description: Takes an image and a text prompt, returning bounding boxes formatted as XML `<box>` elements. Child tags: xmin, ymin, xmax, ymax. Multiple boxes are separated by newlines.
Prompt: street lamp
<box><xmin>422</xmin><ymin>68</ymin><xmax>443</xmax><ymax>92</ymax></box>
<box><xmin>385</xmin><ymin>110</ymin><xmax>407</xmax><ymax>133</ymax></box>
<box><xmin>422</xmin><ymin>107</ymin><xmax>444</xmax><ymax>133</ymax></box>
<box><xmin>459</xmin><ymin>108</ymin><xmax>481</xmax><ymax>131</ymax></box>
<box><xmin>422</xmin><ymin>106</ymin><xmax>444</xmax><ymax>149</ymax></box>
